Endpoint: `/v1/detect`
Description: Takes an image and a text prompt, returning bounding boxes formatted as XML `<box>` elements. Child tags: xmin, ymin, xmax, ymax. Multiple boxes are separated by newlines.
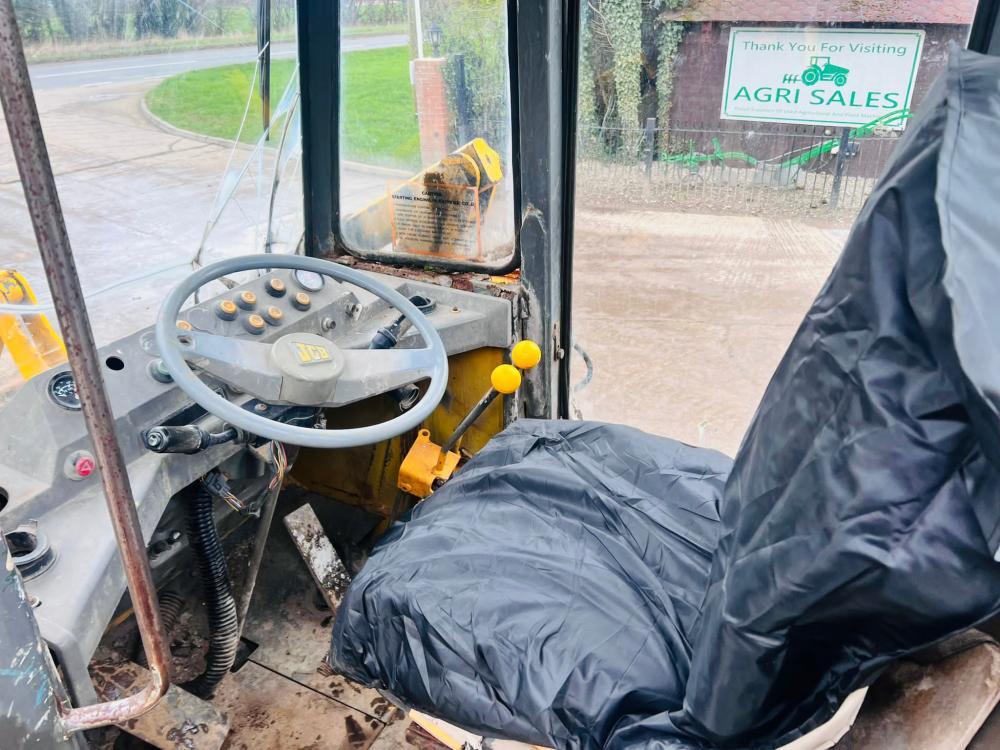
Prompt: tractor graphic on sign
<box><xmin>801</xmin><ymin>56</ymin><xmax>849</xmax><ymax>86</ymax></box>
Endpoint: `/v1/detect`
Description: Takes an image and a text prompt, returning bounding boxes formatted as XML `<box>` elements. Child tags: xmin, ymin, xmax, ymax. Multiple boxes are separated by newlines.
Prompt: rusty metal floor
<box><xmin>215</xmin><ymin>496</ymin><xmax>407</xmax><ymax>750</ymax></box>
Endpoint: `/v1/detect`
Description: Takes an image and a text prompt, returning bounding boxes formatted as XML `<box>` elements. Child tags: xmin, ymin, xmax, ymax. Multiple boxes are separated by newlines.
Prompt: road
<box><xmin>28</xmin><ymin>34</ymin><xmax>406</xmax><ymax>89</ymax></box>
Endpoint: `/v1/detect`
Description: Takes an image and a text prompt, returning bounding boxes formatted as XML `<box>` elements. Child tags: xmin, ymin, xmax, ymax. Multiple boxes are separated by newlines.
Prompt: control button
<box><xmin>176</xmin><ymin>320</ymin><xmax>193</xmax><ymax>331</ymax></box>
<box><xmin>216</xmin><ymin>300</ymin><xmax>239</xmax><ymax>321</ymax></box>
<box><xmin>237</xmin><ymin>290</ymin><xmax>257</xmax><ymax>310</ymax></box>
<box><xmin>266</xmin><ymin>278</ymin><xmax>286</xmax><ymax>297</ymax></box>
<box><xmin>148</xmin><ymin>359</ymin><xmax>173</xmax><ymax>384</ymax></box>
<box><xmin>264</xmin><ymin>305</ymin><xmax>284</xmax><ymax>325</ymax></box>
<box><xmin>292</xmin><ymin>292</ymin><xmax>311</xmax><ymax>311</ymax></box>
<box><xmin>75</xmin><ymin>456</ymin><xmax>95</xmax><ymax>477</ymax></box>
<box><xmin>64</xmin><ymin>450</ymin><xmax>96</xmax><ymax>481</ymax></box>
<box><xmin>243</xmin><ymin>314</ymin><xmax>267</xmax><ymax>335</ymax></box>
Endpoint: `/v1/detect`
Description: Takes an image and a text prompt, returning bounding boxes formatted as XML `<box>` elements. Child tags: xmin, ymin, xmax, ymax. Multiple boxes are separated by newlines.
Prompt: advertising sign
<box><xmin>721</xmin><ymin>28</ymin><xmax>924</xmax><ymax>127</ymax></box>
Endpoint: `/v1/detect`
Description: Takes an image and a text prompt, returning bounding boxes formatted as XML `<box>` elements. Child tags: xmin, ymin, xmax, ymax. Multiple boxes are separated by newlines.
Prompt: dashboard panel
<box><xmin>0</xmin><ymin>266</ymin><xmax>512</xmax><ymax>704</ymax></box>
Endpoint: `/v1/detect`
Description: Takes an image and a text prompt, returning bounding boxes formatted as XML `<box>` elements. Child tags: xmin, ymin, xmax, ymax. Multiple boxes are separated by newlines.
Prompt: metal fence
<box><xmin>576</xmin><ymin>118</ymin><xmax>904</xmax><ymax>219</ymax></box>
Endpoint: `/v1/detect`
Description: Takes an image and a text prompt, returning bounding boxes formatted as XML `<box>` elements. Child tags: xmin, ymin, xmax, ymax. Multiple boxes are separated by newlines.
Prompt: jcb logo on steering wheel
<box><xmin>294</xmin><ymin>342</ymin><xmax>331</xmax><ymax>365</ymax></box>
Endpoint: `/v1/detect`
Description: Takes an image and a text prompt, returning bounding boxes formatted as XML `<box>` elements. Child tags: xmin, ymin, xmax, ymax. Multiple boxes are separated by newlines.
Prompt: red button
<box><xmin>75</xmin><ymin>457</ymin><xmax>95</xmax><ymax>477</ymax></box>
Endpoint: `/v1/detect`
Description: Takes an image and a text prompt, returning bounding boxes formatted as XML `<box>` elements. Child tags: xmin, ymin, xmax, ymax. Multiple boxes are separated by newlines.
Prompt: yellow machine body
<box><xmin>0</xmin><ymin>270</ymin><xmax>67</xmax><ymax>380</ymax></box>
<box><xmin>397</xmin><ymin>429</ymin><xmax>461</xmax><ymax>498</ymax></box>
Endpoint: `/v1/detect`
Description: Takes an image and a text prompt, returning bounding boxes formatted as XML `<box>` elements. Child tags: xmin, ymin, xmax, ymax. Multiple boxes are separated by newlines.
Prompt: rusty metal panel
<box><xmin>212</xmin><ymin>661</ymin><xmax>381</xmax><ymax>750</ymax></box>
<box><xmin>91</xmin><ymin>660</ymin><xmax>229</xmax><ymax>750</ymax></box>
<box><xmin>838</xmin><ymin>639</ymin><xmax>1000</xmax><ymax>750</ymax></box>
<box><xmin>284</xmin><ymin>503</ymin><xmax>352</xmax><ymax>613</ymax></box>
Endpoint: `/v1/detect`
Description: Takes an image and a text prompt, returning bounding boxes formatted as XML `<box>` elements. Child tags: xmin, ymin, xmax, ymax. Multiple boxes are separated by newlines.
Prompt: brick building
<box><xmin>658</xmin><ymin>0</ymin><xmax>976</xmax><ymax>172</ymax></box>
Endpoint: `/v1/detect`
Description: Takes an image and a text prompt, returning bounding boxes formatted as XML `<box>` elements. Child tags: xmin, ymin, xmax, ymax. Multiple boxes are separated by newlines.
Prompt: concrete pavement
<box><xmin>570</xmin><ymin>207</ymin><xmax>845</xmax><ymax>455</ymax></box>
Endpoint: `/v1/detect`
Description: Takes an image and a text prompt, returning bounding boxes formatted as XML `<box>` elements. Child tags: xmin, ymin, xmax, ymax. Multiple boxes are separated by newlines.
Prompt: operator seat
<box><xmin>329</xmin><ymin>49</ymin><xmax>1000</xmax><ymax>750</ymax></box>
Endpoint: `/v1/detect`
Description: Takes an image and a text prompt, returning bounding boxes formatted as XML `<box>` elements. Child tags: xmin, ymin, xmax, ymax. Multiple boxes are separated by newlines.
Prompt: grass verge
<box><xmin>145</xmin><ymin>45</ymin><xmax>420</xmax><ymax>170</ymax></box>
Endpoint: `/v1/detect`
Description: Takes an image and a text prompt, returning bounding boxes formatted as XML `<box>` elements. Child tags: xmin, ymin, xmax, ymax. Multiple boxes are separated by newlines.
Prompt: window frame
<box><xmin>298</xmin><ymin>0</ymin><xmax>523</xmax><ymax>275</ymax></box>
<box><xmin>297</xmin><ymin>0</ymin><xmax>581</xmax><ymax>418</ymax></box>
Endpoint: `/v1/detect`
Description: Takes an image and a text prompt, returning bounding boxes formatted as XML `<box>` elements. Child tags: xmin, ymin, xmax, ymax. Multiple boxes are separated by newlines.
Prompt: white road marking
<box><xmin>35</xmin><ymin>59</ymin><xmax>201</xmax><ymax>78</ymax></box>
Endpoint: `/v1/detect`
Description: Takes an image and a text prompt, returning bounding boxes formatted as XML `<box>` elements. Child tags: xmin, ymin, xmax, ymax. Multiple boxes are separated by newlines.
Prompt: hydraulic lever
<box><xmin>369</xmin><ymin>295</ymin><xmax>437</xmax><ymax>411</ymax></box>
<box><xmin>143</xmin><ymin>425</ymin><xmax>240</xmax><ymax>454</ymax></box>
<box><xmin>397</xmin><ymin>340</ymin><xmax>542</xmax><ymax>498</ymax></box>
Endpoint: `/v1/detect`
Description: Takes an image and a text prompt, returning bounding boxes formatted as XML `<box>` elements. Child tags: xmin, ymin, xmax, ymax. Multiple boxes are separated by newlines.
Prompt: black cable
<box><xmin>182</xmin><ymin>483</ymin><xmax>239</xmax><ymax>699</ymax></box>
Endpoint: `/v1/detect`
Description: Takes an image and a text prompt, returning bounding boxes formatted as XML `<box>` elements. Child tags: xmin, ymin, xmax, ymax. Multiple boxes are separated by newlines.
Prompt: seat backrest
<box><xmin>662</xmin><ymin>47</ymin><xmax>1000</xmax><ymax>748</ymax></box>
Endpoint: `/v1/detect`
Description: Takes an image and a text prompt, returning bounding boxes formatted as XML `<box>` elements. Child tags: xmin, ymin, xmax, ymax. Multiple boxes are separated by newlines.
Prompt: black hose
<box><xmin>158</xmin><ymin>589</ymin><xmax>186</xmax><ymax>634</ymax></box>
<box><xmin>136</xmin><ymin>588</ymin><xmax>185</xmax><ymax>668</ymax></box>
<box><xmin>182</xmin><ymin>484</ymin><xmax>239</xmax><ymax>699</ymax></box>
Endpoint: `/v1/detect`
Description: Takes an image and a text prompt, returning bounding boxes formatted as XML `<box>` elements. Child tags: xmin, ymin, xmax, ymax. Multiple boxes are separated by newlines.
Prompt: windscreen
<box><xmin>0</xmin><ymin>0</ymin><xmax>308</xmax><ymax>402</ymax></box>
<box><xmin>337</xmin><ymin>0</ymin><xmax>516</xmax><ymax>269</ymax></box>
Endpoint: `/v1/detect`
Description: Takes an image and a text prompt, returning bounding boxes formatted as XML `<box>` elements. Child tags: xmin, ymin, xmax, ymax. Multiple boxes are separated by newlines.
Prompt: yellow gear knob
<box><xmin>511</xmin><ymin>340</ymin><xmax>542</xmax><ymax>370</ymax></box>
<box><xmin>491</xmin><ymin>364</ymin><xmax>522</xmax><ymax>395</ymax></box>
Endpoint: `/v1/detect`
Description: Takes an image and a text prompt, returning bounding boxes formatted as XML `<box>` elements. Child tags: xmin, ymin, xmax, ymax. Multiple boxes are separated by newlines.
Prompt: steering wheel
<box><xmin>155</xmin><ymin>255</ymin><xmax>449</xmax><ymax>449</ymax></box>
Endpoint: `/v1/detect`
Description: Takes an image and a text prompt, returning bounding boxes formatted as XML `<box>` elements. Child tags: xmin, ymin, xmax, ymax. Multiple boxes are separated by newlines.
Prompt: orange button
<box><xmin>266</xmin><ymin>278</ymin><xmax>286</xmax><ymax>297</ymax></box>
<box><xmin>264</xmin><ymin>306</ymin><xmax>284</xmax><ymax>325</ymax></box>
<box><xmin>243</xmin><ymin>314</ymin><xmax>266</xmax><ymax>334</ymax></box>
<box><xmin>238</xmin><ymin>290</ymin><xmax>257</xmax><ymax>310</ymax></box>
<box><xmin>292</xmin><ymin>292</ymin><xmax>311</xmax><ymax>311</ymax></box>
<box><xmin>216</xmin><ymin>300</ymin><xmax>238</xmax><ymax>320</ymax></box>
<box><xmin>175</xmin><ymin>320</ymin><xmax>193</xmax><ymax>331</ymax></box>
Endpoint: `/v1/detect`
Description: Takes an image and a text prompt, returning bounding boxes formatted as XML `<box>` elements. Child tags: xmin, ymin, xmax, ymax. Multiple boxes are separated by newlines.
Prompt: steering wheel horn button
<box><xmin>270</xmin><ymin>333</ymin><xmax>345</xmax><ymax>404</ymax></box>
<box><xmin>294</xmin><ymin>342</ymin><xmax>332</xmax><ymax>365</ymax></box>
<box><xmin>216</xmin><ymin>299</ymin><xmax>239</xmax><ymax>321</ymax></box>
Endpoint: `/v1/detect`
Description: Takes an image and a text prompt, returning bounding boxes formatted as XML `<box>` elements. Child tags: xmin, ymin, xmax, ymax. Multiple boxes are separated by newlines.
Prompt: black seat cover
<box><xmin>331</xmin><ymin>48</ymin><xmax>1000</xmax><ymax>750</ymax></box>
<box><xmin>332</xmin><ymin>422</ymin><xmax>730</xmax><ymax>748</ymax></box>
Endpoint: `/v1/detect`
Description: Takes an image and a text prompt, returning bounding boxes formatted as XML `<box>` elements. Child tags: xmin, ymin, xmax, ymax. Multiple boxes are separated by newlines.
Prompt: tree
<box><xmin>13</xmin><ymin>0</ymin><xmax>52</xmax><ymax>42</ymax></box>
<box><xmin>135</xmin><ymin>0</ymin><xmax>185</xmax><ymax>38</ymax></box>
<box><xmin>579</xmin><ymin>0</ymin><xmax>691</xmax><ymax>158</ymax></box>
<box><xmin>50</xmin><ymin>0</ymin><xmax>90</xmax><ymax>41</ymax></box>
<box><xmin>93</xmin><ymin>0</ymin><xmax>128</xmax><ymax>39</ymax></box>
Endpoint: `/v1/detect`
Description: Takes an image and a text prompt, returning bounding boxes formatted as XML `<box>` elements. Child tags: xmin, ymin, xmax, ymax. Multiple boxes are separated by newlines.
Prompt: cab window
<box><xmin>337</xmin><ymin>0</ymin><xmax>516</xmax><ymax>269</ymax></box>
<box><xmin>569</xmin><ymin>2</ymin><xmax>978</xmax><ymax>451</ymax></box>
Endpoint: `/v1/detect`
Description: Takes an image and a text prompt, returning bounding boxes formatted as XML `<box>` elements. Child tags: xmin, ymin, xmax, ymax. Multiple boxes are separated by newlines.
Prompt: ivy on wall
<box><xmin>579</xmin><ymin>0</ymin><xmax>691</xmax><ymax>159</ymax></box>
<box><xmin>602</xmin><ymin>0</ymin><xmax>644</xmax><ymax>155</ymax></box>
<box><xmin>578</xmin><ymin>1</ymin><xmax>598</xmax><ymax>152</ymax></box>
<box><xmin>655</xmin><ymin>20</ymin><xmax>683</xmax><ymax>154</ymax></box>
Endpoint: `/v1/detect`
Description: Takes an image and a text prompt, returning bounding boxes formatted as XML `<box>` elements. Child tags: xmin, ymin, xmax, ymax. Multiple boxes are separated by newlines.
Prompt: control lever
<box><xmin>143</xmin><ymin>425</ymin><xmax>240</xmax><ymax>454</ymax></box>
<box><xmin>397</xmin><ymin>340</ymin><xmax>542</xmax><ymax>498</ymax></box>
<box><xmin>368</xmin><ymin>295</ymin><xmax>437</xmax><ymax>411</ymax></box>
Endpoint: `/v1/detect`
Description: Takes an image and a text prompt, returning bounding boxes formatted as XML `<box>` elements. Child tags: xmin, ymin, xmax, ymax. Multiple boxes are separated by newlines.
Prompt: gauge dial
<box><xmin>48</xmin><ymin>372</ymin><xmax>81</xmax><ymax>411</ymax></box>
<box><xmin>293</xmin><ymin>269</ymin><xmax>325</xmax><ymax>293</ymax></box>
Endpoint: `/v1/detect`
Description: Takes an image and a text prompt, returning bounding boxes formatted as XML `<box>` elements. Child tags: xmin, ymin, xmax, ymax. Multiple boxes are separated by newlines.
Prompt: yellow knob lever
<box><xmin>511</xmin><ymin>340</ymin><xmax>542</xmax><ymax>370</ymax></box>
<box><xmin>490</xmin><ymin>364</ymin><xmax>522</xmax><ymax>394</ymax></box>
<box><xmin>397</xmin><ymin>340</ymin><xmax>543</xmax><ymax>499</ymax></box>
